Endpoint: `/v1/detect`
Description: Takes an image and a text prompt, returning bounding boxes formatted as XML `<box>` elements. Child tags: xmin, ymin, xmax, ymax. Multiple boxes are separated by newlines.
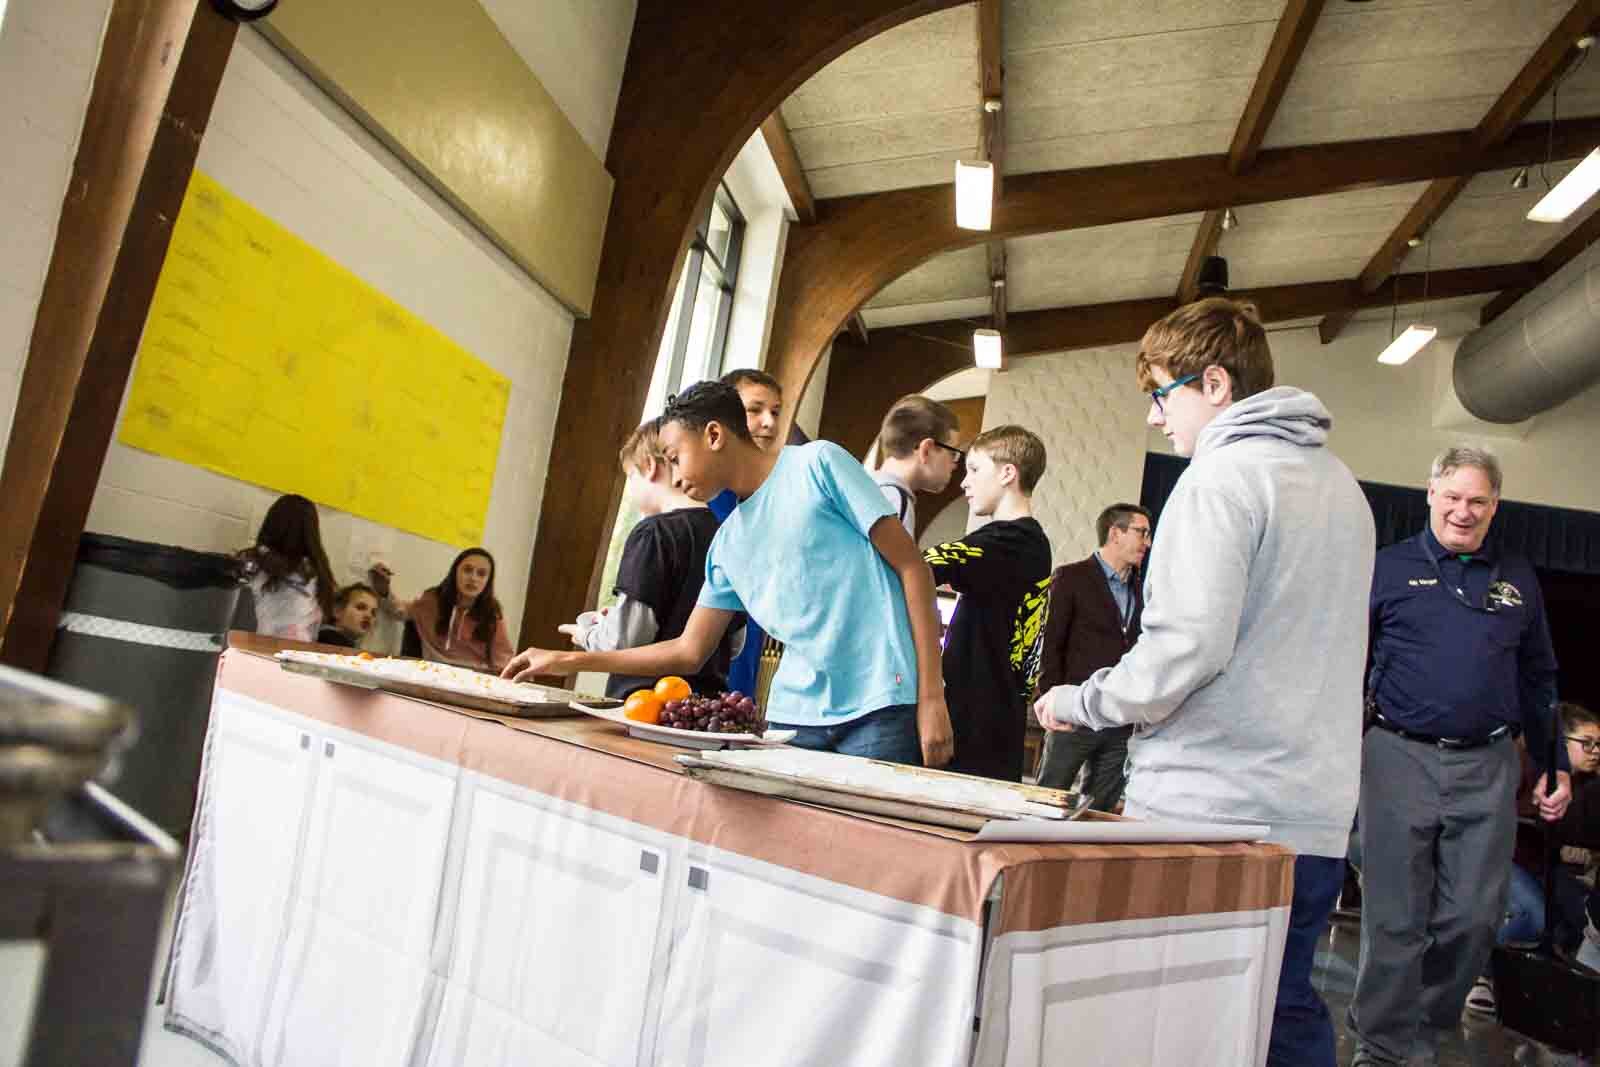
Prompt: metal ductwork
<box><xmin>1453</xmin><ymin>254</ymin><xmax>1600</xmax><ymax>424</ymax></box>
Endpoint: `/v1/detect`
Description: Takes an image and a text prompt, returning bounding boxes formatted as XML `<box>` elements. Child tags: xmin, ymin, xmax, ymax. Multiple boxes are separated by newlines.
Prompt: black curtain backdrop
<box><xmin>1139</xmin><ymin>452</ymin><xmax>1600</xmax><ymax>705</ymax></box>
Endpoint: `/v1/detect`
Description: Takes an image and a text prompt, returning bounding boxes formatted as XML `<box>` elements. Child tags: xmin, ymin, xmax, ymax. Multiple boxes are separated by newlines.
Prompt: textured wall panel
<box><xmin>979</xmin><ymin>348</ymin><xmax>1152</xmax><ymax>565</ymax></box>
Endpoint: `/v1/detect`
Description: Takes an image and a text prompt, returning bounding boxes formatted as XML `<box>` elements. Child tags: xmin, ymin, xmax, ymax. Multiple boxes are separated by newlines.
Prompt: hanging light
<box><xmin>1511</xmin><ymin>167</ymin><xmax>1530</xmax><ymax>190</ymax></box>
<box><xmin>1377</xmin><ymin>325</ymin><xmax>1438</xmax><ymax>366</ymax></box>
<box><xmin>1377</xmin><ymin>234</ymin><xmax>1435</xmax><ymax>366</ymax></box>
<box><xmin>1220</xmin><ymin>208</ymin><xmax>1239</xmax><ymax>230</ymax></box>
<box><xmin>1525</xmin><ymin>36</ymin><xmax>1596</xmax><ymax>222</ymax></box>
<box><xmin>973</xmin><ymin>328</ymin><xmax>1003</xmax><ymax>368</ymax></box>
<box><xmin>1527</xmin><ymin>147</ymin><xmax>1600</xmax><ymax>222</ymax></box>
<box><xmin>955</xmin><ymin>160</ymin><xmax>994</xmax><ymax>230</ymax></box>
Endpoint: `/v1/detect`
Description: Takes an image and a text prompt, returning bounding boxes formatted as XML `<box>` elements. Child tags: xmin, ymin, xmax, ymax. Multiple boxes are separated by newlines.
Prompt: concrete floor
<box><xmin>1318</xmin><ymin>914</ymin><xmax>1592</xmax><ymax>1066</ymax></box>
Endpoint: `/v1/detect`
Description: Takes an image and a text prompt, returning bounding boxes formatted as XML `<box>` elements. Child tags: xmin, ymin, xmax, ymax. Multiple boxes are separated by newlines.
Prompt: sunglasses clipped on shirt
<box><xmin>1149</xmin><ymin>373</ymin><xmax>1200</xmax><ymax>415</ymax></box>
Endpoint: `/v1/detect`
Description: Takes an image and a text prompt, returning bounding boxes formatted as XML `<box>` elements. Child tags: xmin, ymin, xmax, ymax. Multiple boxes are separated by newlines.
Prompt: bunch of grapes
<box><xmin>659</xmin><ymin>691</ymin><xmax>761</xmax><ymax>734</ymax></box>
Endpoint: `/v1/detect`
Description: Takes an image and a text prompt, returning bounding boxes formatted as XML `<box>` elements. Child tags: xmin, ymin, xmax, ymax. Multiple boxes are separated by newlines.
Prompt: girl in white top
<box><xmin>238</xmin><ymin>494</ymin><xmax>335</xmax><ymax>642</ymax></box>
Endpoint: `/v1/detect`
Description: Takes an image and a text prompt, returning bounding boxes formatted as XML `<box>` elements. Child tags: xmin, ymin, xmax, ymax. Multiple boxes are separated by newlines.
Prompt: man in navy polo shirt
<box><xmin>1350</xmin><ymin>446</ymin><xmax>1571</xmax><ymax>1067</ymax></box>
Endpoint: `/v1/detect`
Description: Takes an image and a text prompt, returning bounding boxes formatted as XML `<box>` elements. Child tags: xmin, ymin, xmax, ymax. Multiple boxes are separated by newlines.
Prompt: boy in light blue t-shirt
<box><xmin>504</xmin><ymin>381</ymin><xmax>953</xmax><ymax>767</ymax></box>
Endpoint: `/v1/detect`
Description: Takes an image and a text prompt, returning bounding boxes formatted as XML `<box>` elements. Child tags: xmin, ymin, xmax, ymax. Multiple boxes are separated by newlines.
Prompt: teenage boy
<box><xmin>505</xmin><ymin>381</ymin><xmax>953</xmax><ymax>767</ymax></box>
<box><xmin>710</xmin><ymin>368</ymin><xmax>785</xmax><ymax>696</ymax></box>
<box><xmin>923</xmin><ymin>426</ymin><xmax>1052</xmax><ymax>781</ymax></box>
<box><xmin>872</xmin><ymin>394</ymin><xmax>964</xmax><ymax>536</ymax></box>
<box><xmin>1032</xmin><ymin>298</ymin><xmax>1375</xmax><ymax>1067</ymax></box>
<box><xmin>559</xmin><ymin>420</ymin><xmax>739</xmax><ymax>700</ymax></box>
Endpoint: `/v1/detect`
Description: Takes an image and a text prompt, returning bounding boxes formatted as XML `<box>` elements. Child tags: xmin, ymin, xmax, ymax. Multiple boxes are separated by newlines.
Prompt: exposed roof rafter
<box><xmin>977</xmin><ymin>0</ymin><xmax>1006</xmax><ymax>330</ymax></box>
<box><xmin>1316</xmin><ymin>0</ymin><xmax>1600</xmax><ymax>343</ymax></box>
<box><xmin>760</xmin><ymin>111</ymin><xmax>817</xmax><ymax>224</ymax></box>
<box><xmin>1179</xmin><ymin>0</ymin><xmax>1326</xmax><ymax>303</ymax></box>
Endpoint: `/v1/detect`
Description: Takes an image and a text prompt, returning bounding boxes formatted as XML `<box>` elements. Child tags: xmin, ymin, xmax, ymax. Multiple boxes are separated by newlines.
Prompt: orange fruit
<box><xmin>654</xmin><ymin>676</ymin><xmax>692</xmax><ymax>703</ymax></box>
<box><xmin>623</xmin><ymin>690</ymin><xmax>664</xmax><ymax>724</ymax></box>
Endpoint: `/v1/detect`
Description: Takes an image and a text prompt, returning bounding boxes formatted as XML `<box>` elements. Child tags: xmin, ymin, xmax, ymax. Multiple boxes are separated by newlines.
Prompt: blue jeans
<box><xmin>1268</xmin><ymin>854</ymin><xmax>1344</xmax><ymax>1067</ymax></box>
<box><xmin>1497</xmin><ymin>862</ymin><xmax>1589</xmax><ymax>950</ymax></box>
<box><xmin>780</xmin><ymin>704</ymin><xmax>921</xmax><ymax>765</ymax></box>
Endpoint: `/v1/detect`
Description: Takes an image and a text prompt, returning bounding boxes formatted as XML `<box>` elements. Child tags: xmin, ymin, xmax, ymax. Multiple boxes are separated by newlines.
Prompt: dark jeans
<box><xmin>780</xmin><ymin>704</ymin><xmax>922</xmax><ymax>765</ymax></box>
<box><xmin>1499</xmin><ymin>862</ymin><xmax>1591</xmax><ymax>951</ymax></box>
<box><xmin>1035</xmin><ymin>724</ymin><xmax>1132</xmax><ymax>810</ymax></box>
<box><xmin>1268</xmin><ymin>854</ymin><xmax>1345</xmax><ymax>1067</ymax></box>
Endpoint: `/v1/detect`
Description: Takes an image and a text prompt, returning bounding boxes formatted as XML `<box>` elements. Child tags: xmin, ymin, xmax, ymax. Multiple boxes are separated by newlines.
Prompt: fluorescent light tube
<box><xmin>1376</xmin><ymin>324</ymin><xmax>1437</xmax><ymax>366</ymax></box>
<box><xmin>1527</xmin><ymin>147</ymin><xmax>1600</xmax><ymax>223</ymax></box>
<box><xmin>955</xmin><ymin>160</ymin><xmax>994</xmax><ymax>231</ymax></box>
<box><xmin>973</xmin><ymin>328</ymin><xmax>1003</xmax><ymax>368</ymax></box>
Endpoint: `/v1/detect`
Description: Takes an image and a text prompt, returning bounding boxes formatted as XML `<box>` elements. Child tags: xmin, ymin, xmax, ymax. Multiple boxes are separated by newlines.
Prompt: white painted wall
<box><xmin>979</xmin><ymin>352</ymin><xmax>1152</xmax><ymax>565</ymax></box>
<box><xmin>86</xmin><ymin>30</ymin><xmax>578</xmax><ymax>644</ymax></box>
<box><xmin>0</xmin><ymin>6</ymin><xmax>640</xmax><ymax>647</ymax></box>
<box><xmin>0</xmin><ymin>0</ymin><xmax>113</xmax><ymax>466</ymax></box>
<box><xmin>793</xmin><ymin>347</ymin><xmax>833</xmax><ymax>439</ymax></box>
<box><xmin>481</xmin><ymin>0</ymin><xmax>636</xmax><ymax>159</ymax></box>
<box><xmin>721</xmin><ymin>131</ymin><xmax>792</xmax><ymax>375</ymax></box>
<box><xmin>1246</xmin><ymin>311</ymin><xmax>1600</xmax><ymax>512</ymax></box>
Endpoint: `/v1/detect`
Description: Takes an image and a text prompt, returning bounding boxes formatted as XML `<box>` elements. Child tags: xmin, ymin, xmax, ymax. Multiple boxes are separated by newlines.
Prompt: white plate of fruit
<box><xmin>570</xmin><ymin>676</ymin><xmax>795</xmax><ymax>749</ymax></box>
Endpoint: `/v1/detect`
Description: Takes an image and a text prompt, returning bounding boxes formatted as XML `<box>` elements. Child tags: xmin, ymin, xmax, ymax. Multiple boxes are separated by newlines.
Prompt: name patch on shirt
<box><xmin>1407</xmin><ymin>577</ymin><xmax>1439</xmax><ymax>587</ymax></box>
<box><xmin>1487</xmin><ymin>581</ymin><xmax>1523</xmax><ymax>610</ymax></box>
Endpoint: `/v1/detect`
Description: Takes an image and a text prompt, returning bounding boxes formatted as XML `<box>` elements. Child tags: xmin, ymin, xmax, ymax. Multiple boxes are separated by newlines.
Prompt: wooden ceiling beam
<box><xmin>760</xmin><ymin>111</ymin><xmax>817</xmax><ymax>224</ymax></box>
<box><xmin>1178</xmin><ymin>0</ymin><xmax>1324</xmax><ymax>304</ymax></box>
<box><xmin>818</xmin><ymin>263</ymin><xmax>1531</xmax><ymax>458</ymax></box>
<box><xmin>768</xmin><ymin>115</ymin><xmax>1600</xmax><ymax>419</ymax></box>
<box><xmin>977</xmin><ymin>0</ymin><xmax>1006</xmax><ymax>328</ymax></box>
<box><xmin>1317</xmin><ymin>1</ymin><xmax>1600</xmax><ymax>343</ymax></box>
<box><xmin>1480</xmin><ymin>205</ymin><xmax>1600</xmax><ymax>324</ymax></box>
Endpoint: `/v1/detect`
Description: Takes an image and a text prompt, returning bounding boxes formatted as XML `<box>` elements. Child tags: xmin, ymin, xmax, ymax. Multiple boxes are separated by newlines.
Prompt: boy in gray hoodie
<box><xmin>1034</xmin><ymin>298</ymin><xmax>1375</xmax><ymax>1067</ymax></box>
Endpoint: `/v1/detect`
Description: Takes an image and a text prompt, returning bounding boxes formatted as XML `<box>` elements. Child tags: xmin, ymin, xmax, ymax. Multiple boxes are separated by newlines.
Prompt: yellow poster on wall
<box><xmin>119</xmin><ymin>170</ymin><xmax>511</xmax><ymax>547</ymax></box>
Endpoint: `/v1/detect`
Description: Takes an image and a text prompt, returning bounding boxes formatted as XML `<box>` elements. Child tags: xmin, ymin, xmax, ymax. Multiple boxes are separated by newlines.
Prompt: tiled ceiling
<box><xmin>782</xmin><ymin>0</ymin><xmax>1600</xmax><ymax>332</ymax></box>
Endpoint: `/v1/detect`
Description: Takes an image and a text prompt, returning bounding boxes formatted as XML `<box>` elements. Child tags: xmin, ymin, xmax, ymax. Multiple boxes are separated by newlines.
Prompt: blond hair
<box><xmin>618</xmin><ymin>419</ymin><xmax>666</xmax><ymax>475</ymax></box>
<box><xmin>1135</xmin><ymin>297</ymin><xmax>1275</xmax><ymax>400</ymax></box>
<box><xmin>971</xmin><ymin>424</ymin><xmax>1046</xmax><ymax>494</ymax></box>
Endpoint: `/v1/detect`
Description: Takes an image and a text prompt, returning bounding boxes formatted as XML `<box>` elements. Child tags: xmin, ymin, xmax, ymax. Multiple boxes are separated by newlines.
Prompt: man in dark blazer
<box><xmin>1033</xmin><ymin>503</ymin><xmax>1151</xmax><ymax>808</ymax></box>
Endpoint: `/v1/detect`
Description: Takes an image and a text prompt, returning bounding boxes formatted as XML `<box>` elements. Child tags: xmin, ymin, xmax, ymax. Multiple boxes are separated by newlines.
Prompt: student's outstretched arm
<box><xmin>502</xmin><ymin>605</ymin><xmax>738</xmax><ymax>683</ymax></box>
<box><xmin>870</xmin><ymin>516</ymin><xmax>954</xmax><ymax>767</ymax></box>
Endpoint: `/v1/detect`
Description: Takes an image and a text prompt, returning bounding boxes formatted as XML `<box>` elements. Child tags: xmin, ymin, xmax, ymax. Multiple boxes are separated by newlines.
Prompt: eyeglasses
<box><xmin>1149</xmin><ymin>373</ymin><xmax>1200</xmax><ymax>414</ymax></box>
<box><xmin>932</xmin><ymin>440</ymin><xmax>966</xmax><ymax>465</ymax></box>
<box><xmin>1567</xmin><ymin>735</ymin><xmax>1600</xmax><ymax>754</ymax></box>
<box><xmin>1122</xmin><ymin>526</ymin><xmax>1153</xmax><ymax>541</ymax></box>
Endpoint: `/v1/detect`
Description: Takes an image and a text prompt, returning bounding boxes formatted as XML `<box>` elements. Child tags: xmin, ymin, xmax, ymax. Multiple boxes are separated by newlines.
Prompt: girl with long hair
<box><xmin>407</xmin><ymin>547</ymin><xmax>514</xmax><ymax>672</ymax></box>
<box><xmin>239</xmin><ymin>494</ymin><xmax>335</xmax><ymax>641</ymax></box>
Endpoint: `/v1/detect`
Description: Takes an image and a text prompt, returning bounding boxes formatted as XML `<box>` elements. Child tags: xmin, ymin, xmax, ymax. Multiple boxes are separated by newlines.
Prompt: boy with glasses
<box><xmin>870</xmin><ymin>394</ymin><xmax>964</xmax><ymax>537</ymax></box>
<box><xmin>1033</xmin><ymin>298</ymin><xmax>1375</xmax><ymax>1067</ymax></box>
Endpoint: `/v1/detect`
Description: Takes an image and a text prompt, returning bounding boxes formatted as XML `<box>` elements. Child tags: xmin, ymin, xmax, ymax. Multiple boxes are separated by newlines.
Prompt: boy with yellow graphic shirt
<box><xmin>924</xmin><ymin>425</ymin><xmax>1052</xmax><ymax>781</ymax></box>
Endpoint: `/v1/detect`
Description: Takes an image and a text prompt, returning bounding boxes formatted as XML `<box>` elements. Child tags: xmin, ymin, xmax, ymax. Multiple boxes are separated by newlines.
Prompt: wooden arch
<box><xmin>519</xmin><ymin>0</ymin><xmax>965</xmax><ymax>649</ymax></box>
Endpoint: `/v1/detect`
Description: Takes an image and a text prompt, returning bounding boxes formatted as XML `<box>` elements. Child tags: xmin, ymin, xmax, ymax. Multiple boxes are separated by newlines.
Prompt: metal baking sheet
<box><xmin>675</xmin><ymin>755</ymin><xmax>1091</xmax><ymax>831</ymax></box>
<box><xmin>277</xmin><ymin>657</ymin><xmax>620</xmax><ymax>718</ymax></box>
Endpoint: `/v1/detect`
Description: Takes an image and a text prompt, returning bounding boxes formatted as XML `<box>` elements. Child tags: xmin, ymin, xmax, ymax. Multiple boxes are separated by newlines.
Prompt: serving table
<box><xmin>162</xmin><ymin>639</ymin><xmax>1294</xmax><ymax>1066</ymax></box>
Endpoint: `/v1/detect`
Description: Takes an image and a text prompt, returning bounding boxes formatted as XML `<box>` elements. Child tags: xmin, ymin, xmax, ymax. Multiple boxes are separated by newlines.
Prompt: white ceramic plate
<box><xmin>569</xmin><ymin>700</ymin><xmax>795</xmax><ymax>749</ymax></box>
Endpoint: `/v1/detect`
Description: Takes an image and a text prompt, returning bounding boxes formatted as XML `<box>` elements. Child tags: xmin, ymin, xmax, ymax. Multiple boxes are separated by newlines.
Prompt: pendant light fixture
<box><xmin>1527</xmin><ymin>36</ymin><xmax>1597</xmax><ymax>223</ymax></box>
<box><xmin>1377</xmin><ymin>236</ymin><xmax>1435</xmax><ymax>366</ymax></box>
<box><xmin>973</xmin><ymin>328</ymin><xmax>1003</xmax><ymax>368</ymax></box>
<box><xmin>955</xmin><ymin>160</ymin><xmax>994</xmax><ymax>230</ymax></box>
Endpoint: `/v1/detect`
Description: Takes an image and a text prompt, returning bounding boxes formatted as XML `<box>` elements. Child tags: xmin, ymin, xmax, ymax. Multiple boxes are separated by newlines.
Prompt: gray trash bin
<box><xmin>44</xmin><ymin>534</ymin><xmax>243</xmax><ymax>838</ymax></box>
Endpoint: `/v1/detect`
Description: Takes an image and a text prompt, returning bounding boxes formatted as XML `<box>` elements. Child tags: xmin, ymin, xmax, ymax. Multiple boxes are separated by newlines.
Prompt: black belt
<box><xmin>1370</xmin><ymin>712</ymin><xmax>1511</xmax><ymax>750</ymax></box>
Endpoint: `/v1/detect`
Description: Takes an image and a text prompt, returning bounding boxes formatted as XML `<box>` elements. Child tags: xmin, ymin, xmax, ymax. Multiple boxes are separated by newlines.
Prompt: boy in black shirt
<box><xmin>561</xmin><ymin>420</ymin><xmax>739</xmax><ymax>699</ymax></box>
<box><xmin>924</xmin><ymin>425</ymin><xmax>1052</xmax><ymax>781</ymax></box>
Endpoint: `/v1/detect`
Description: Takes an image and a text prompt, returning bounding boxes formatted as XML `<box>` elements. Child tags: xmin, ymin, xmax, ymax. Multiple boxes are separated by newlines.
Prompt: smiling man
<box><xmin>1350</xmin><ymin>446</ymin><xmax>1567</xmax><ymax>1067</ymax></box>
<box><xmin>1031</xmin><ymin>297</ymin><xmax>1374</xmax><ymax>1067</ymax></box>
